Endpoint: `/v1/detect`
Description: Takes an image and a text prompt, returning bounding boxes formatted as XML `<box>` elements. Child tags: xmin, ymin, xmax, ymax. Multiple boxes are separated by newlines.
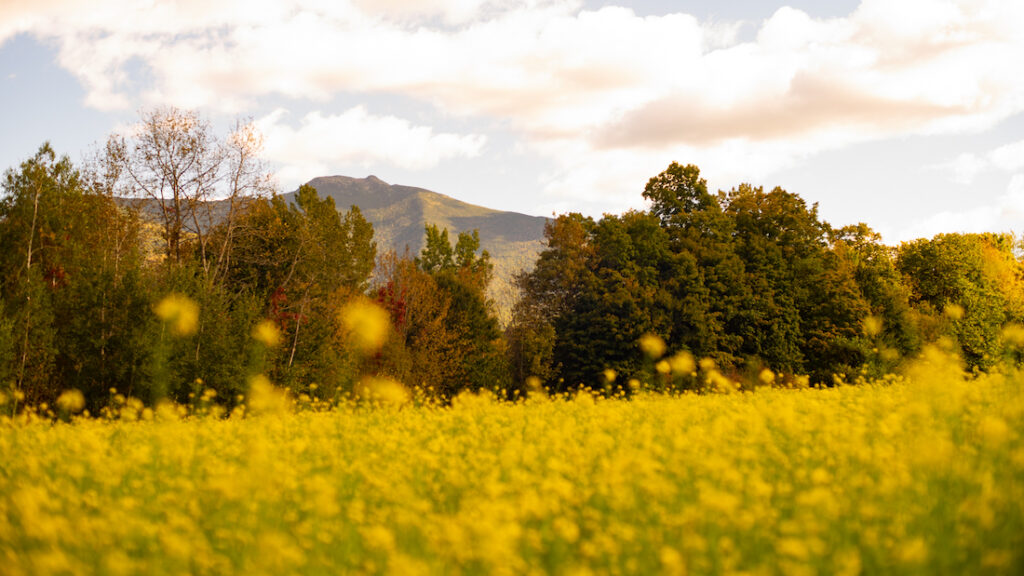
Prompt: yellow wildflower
<box><xmin>247</xmin><ymin>374</ymin><xmax>289</xmax><ymax>415</ymax></box>
<box><xmin>1001</xmin><ymin>323</ymin><xmax>1024</xmax><ymax>348</ymax></box>
<box><xmin>56</xmin><ymin>389</ymin><xmax>85</xmax><ymax>413</ymax></box>
<box><xmin>154</xmin><ymin>293</ymin><xmax>199</xmax><ymax>336</ymax></box>
<box><xmin>357</xmin><ymin>377</ymin><xmax>410</xmax><ymax>405</ymax></box>
<box><xmin>977</xmin><ymin>415</ymin><xmax>1011</xmax><ymax>445</ymax></box>
<box><xmin>659</xmin><ymin>547</ymin><xmax>686</xmax><ymax>576</ymax></box>
<box><xmin>669</xmin><ymin>351</ymin><xmax>696</xmax><ymax>374</ymax></box>
<box><xmin>639</xmin><ymin>333</ymin><xmax>666</xmax><ymax>359</ymax></box>
<box><xmin>340</xmin><ymin>299</ymin><xmax>391</xmax><ymax>354</ymax></box>
<box><xmin>863</xmin><ymin>315</ymin><xmax>883</xmax><ymax>337</ymax></box>
<box><xmin>252</xmin><ymin>319</ymin><xmax>282</xmax><ymax>347</ymax></box>
<box><xmin>898</xmin><ymin>538</ymin><xmax>928</xmax><ymax>564</ymax></box>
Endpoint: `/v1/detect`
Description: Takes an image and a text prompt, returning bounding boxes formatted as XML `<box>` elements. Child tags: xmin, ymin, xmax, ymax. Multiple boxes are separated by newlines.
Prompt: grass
<box><xmin>1</xmin><ymin>346</ymin><xmax>1022</xmax><ymax>575</ymax></box>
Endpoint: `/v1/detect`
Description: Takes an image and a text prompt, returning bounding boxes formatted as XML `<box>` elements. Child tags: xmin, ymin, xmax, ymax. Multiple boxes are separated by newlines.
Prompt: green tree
<box><xmin>0</xmin><ymin>301</ymin><xmax>15</xmax><ymax>395</ymax></box>
<box><xmin>405</xmin><ymin>225</ymin><xmax>507</xmax><ymax>396</ymax></box>
<box><xmin>722</xmin><ymin>184</ymin><xmax>821</xmax><ymax>374</ymax></box>
<box><xmin>643</xmin><ymin>163</ymin><xmax>746</xmax><ymax>366</ymax></box>
<box><xmin>643</xmin><ymin>162</ymin><xmax>718</xmax><ymax>226</ymax></box>
<box><xmin>555</xmin><ymin>211</ymin><xmax>678</xmax><ymax>390</ymax></box>
<box><xmin>222</xmin><ymin>184</ymin><xmax>377</xmax><ymax>397</ymax></box>
<box><xmin>1</xmin><ymin>143</ymin><xmax>152</xmax><ymax>408</ymax></box>
<box><xmin>0</xmin><ymin>144</ymin><xmax>68</xmax><ymax>402</ymax></box>
<box><xmin>416</xmin><ymin>224</ymin><xmax>456</xmax><ymax>274</ymax></box>
<box><xmin>508</xmin><ymin>213</ymin><xmax>596</xmax><ymax>390</ymax></box>
<box><xmin>898</xmin><ymin>233</ymin><xmax>1024</xmax><ymax>369</ymax></box>
<box><xmin>831</xmin><ymin>224</ymin><xmax>921</xmax><ymax>373</ymax></box>
<box><xmin>512</xmin><ymin>162</ymin><xmax>904</xmax><ymax>389</ymax></box>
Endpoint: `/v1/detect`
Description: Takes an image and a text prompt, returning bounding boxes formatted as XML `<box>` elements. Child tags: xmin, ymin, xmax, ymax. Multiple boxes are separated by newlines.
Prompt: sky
<box><xmin>2</xmin><ymin>0</ymin><xmax>1023</xmax><ymax>243</ymax></box>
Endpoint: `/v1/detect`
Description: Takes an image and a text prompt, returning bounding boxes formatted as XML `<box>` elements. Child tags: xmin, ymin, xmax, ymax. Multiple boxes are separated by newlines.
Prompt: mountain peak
<box><xmin>289</xmin><ymin>175</ymin><xmax>549</xmax><ymax>320</ymax></box>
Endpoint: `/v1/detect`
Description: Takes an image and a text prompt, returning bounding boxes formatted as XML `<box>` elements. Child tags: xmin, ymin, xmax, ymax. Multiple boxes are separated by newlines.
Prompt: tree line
<box><xmin>1</xmin><ymin>110</ymin><xmax>1022</xmax><ymax>413</ymax></box>
<box><xmin>0</xmin><ymin>108</ymin><xmax>504</xmax><ymax>413</ymax></box>
<box><xmin>508</xmin><ymin>162</ymin><xmax>1024</xmax><ymax>393</ymax></box>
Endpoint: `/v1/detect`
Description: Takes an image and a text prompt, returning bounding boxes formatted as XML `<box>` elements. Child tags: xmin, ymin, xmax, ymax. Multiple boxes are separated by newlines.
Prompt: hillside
<box><xmin>289</xmin><ymin>175</ymin><xmax>549</xmax><ymax>319</ymax></box>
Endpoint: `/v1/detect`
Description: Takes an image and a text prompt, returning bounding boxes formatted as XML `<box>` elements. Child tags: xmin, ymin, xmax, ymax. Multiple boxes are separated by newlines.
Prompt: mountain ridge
<box><xmin>287</xmin><ymin>175</ymin><xmax>549</xmax><ymax>319</ymax></box>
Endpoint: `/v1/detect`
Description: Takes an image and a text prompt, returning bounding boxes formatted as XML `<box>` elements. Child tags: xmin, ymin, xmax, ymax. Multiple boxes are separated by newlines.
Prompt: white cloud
<box><xmin>891</xmin><ymin>173</ymin><xmax>1024</xmax><ymax>242</ymax></box>
<box><xmin>945</xmin><ymin>153</ymin><xmax>989</xmax><ymax>185</ymax></box>
<box><xmin>933</xmin><ymin>138</ymin><xmax>1024</xmax><ymax>184</ymax></box>
<box><xmin>254</xmin><ymin>107</ymin><xmax>486</xmax><ymax>189</ymax></box>
<box><xmin>350</xmin><ymin>0</ymin><xmax>559</xmax><ymax>26</ymax></box>
<box><xmin>989</xmin><ymin>140</ymin><xmax>1024</xmax><ymax>172</ymax></box>
<box><xmin>533</xmin><ymin>134</ymin><xmax>835</xmax><ymax>220</ymax></box>
<box><xmin>4</xmin><ymin>0</ymin><xmax>1024</xmax><ymax>209</ymax></box>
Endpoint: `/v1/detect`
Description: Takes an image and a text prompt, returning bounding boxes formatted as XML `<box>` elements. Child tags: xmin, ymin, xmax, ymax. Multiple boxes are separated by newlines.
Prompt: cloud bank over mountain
<box><xmin>4</xmin><ymin>0</ymin><xmax>1023</xmax><ymax>241</ymax></box>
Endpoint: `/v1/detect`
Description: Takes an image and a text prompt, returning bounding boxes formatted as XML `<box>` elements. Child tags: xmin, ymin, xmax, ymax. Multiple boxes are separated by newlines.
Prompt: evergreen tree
<box><xmin>508</xmin><ymin>214</ymin><xmax>596</xmax><ymax>390</ymax></box>
<box><xmin>224</xmin><ymin>184</ymin><xmax>377</xmax><ymax>396</ymax></box>
<box><xmin>404</xmin><ymin>225</ymin><xmax>507</xmax><ymax>396</ymax></box>
<box><xmin>1</xmin><ymin>143</ymin><xmax>151</xmax><ymax>407</ymax></box>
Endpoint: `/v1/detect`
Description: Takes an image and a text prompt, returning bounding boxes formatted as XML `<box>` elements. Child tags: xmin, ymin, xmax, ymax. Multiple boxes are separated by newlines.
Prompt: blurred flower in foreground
<box><xmin>1001</xmin><ymin>323</ymin><xmax>1024</xmax><ymax>348</ymax></box>
<box><xmin>341</xmin><ymin>299</ymin><xmax>391</xmax><ymax>354</ymax></box>
<box><xmin>357</xmin><ymin>377</ymin><xmax>410</xmax><ymax>405</ymax></box>
<box><xmin>669</xmin><ymin>351</ymin><xmax>695</xmax><ymax>374</ymax></box>
<box><xmin>154</xmin><ymin>293</ymin><xmax>199</xmax><ymax>336</ymax></box>
<box><xmin>253</xmin><ymin>319</ymin><xmax>282</xmax><ymax>348</ymax></box>
<box><xmin>639</xmin><ymin>334</ymin><xmax>666</xmax><ymax>359</ymax></box>
<box><xmin>247</xmin><ymin>374</ymin><xmax>289</xmax><ymax>415</ymax></box>
<box><xmin>56</xmin><ymin>389</ymin><xmax>85</xmax><ymax>414</ymax></box>
<box><xmin>863</xmin><ymin>316</ymin><xmax>883</xmax><ymax>337</ymax></box>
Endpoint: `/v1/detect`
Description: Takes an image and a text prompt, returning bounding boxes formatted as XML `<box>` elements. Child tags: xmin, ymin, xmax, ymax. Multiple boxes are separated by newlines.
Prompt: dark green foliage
<box><xmin>411</xmin><ymin>225</ymin><xmax>508</xmax><ymax>397</ymax></box>
<box><xmin>0</xmin><ymin>301</ymin><xmax>15</xmax><ymax>391</ymax></box>
<box><xmin>505</xmin><ymin>300</ymin><xmax>556</xmax><ymax>391</ymax></box>
<box><xmin>4</xmin><ymin>133</ymin><xmax>1023</xmax><ymax>411</ymax></box>
<box><xmin>221</xmin><ymin>184</ymin><xmax>378</xmax><ymax>397</ymax></box>
<box><xmin>511</xmin><ymin>162</ymin><xmax>1024</xmax><ymax>391</ymax></box>
<box><xmin>0</xmin><ymin>141</ymin><xmax>381</xmax><ymax>412</ymax></box>
<box><xmin>507</xmin><ymin>214</ymin><xmax>595</xmax><ymax>390</ymax></box>
<box><xmin>721</xmin><ymin>183</ymin><xmax>874</xmax><ymax>380</ymax></box>
<box><xmin>555</xmin><ymin>212</ymin><xmax>676</xmax><ymax>390</ymax></box>
<box><xmin>643</xmin><ymin>161</ymin><xmax>717</xmax><ymax>224</ymax></box>
<box><xmin>897</xmin><ymin>233</ymin><xmax>1024</xmax><ymax>369</ymax></box>
<box><xmin>831</xmin><ymin>224</ymin><xmax>920</xmax><ymax>375</ymax></box>
<box><xmin>645</xmin><ymin>165</ymin><xmax>745</xmax><ymax>364</ymax></box>
<box><xmin>1</xmin><ymin>144</ymin><xmax>153</xmax><ymax>408</ymax></box>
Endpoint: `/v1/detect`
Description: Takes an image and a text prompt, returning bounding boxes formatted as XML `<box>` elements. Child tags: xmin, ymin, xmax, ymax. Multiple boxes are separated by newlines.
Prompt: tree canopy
<box><xmin>507</xmin><ymin>163</ymin><xmax>1024</xmax><ymax>392</ymax></box>
<box><xmin>3</xmin><ymin>125</ymin><xmax>1023</xmax><ymax>412</ymax></box>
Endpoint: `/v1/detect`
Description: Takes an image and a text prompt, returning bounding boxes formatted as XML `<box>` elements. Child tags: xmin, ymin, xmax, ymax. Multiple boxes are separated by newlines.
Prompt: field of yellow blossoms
<box><xmin>2</xmin><ymin>345</ymin><xmax>1023</xmax><ymax>575</ymax></box>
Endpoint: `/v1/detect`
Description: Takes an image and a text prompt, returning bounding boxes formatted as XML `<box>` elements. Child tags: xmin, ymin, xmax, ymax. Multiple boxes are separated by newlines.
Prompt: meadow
<box><xmin>1</xmin><ymin>345</ymin><xmax>1022</xmax><ymax>575</ymax></box>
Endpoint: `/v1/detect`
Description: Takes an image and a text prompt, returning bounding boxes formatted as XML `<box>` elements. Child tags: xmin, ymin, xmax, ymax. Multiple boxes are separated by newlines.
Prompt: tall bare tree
<box><xmin>100</xmin><ymin>107</ymin><xmax>272</xmax><ymax>276</ymax></box>
<box><xmin>213</xmin><ymin>119</ymin><xmax>274</xmax><ymax>282</ymax></box>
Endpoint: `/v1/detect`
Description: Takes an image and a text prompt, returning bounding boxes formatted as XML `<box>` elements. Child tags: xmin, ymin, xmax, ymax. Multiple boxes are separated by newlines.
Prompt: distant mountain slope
<box><xmin>287</xmin><ymin>176</ymin><xmax>549</xmax><ymax>320</ymax></box>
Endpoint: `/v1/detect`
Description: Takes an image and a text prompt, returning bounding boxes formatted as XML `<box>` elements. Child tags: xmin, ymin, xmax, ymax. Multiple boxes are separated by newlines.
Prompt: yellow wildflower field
<box><xmin>2</xmin><ymin>354</ymin><xmax>1022</xmax><ymax>574</ymax></box>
